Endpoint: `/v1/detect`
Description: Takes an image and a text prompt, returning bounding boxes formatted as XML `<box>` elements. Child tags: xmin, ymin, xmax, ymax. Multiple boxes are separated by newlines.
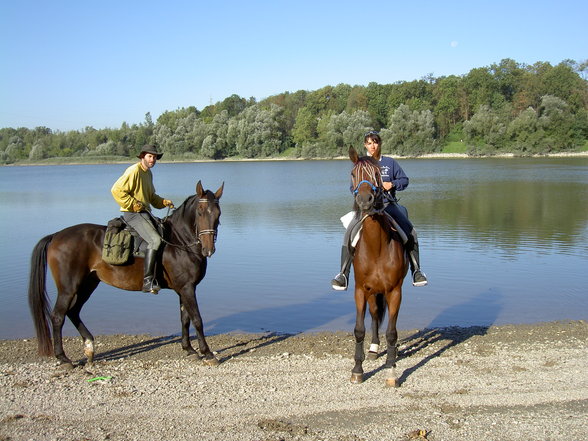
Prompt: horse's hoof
<box><xmin>367</xmin><ymin>351</ymin><xmax>379</xmax><ymax>360</ymax></box>
<box><xmin>203</xmin><ymin>357</ymin><xmax>220</xmax><ymax>366</ymax></box>
<box><xmin>350</xmin><ymin>373</ymin><xmax>363</xmax><ymax>384</ymax></box>
<box><xmin>385</xmin><ymin>378</ymin><xmax>400</xmax><ymax>388</ymax></box>
<box><xmin>57</xmin><ymin>362</ymin><xmax>75</xmax><ymax>371</ymax></box>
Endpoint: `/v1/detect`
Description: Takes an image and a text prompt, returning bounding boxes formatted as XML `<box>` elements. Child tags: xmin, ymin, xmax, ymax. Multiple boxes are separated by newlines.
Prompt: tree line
<box><xmin>1</xmin><ymin>58</ymin><xmax>587</xmax><ymax>164</ymax></box>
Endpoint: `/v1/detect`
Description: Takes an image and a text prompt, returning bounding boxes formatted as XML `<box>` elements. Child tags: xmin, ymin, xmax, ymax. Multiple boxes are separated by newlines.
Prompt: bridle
<box><xmin>159</xmin><ymin>196</ymin><xmax>220</xmax><ymax>253</ymax></box>
<box><xmin>196</xmin><ymin>197</ymin><xmax>219</xmax><ymax>243</ymax></box>
<box><xmin>351</xmin><ymin>158</ymin><xmax>386</xmax><ymax>214</ymax></box>
<box><xmin>353</xmin><ymin>179</ymin><xmax>380</xmax><ymax>195</ymax></box>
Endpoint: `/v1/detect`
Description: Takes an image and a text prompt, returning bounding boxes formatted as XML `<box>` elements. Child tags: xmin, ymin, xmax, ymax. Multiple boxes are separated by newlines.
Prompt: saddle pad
<box><xmin>340</xmin><ymin>211</ymin><xmax>363</xmax><ymax>247</ymax></box>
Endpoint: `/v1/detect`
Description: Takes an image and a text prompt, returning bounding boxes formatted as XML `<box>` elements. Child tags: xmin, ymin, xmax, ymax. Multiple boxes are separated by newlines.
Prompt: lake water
<box><xmin>1</xmin><ymin>158</ymin><xmax>587</xmax><ymax>339</ymax></box>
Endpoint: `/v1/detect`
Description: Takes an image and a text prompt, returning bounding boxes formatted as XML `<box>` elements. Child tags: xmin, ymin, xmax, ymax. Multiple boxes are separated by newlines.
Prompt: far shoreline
<box><xmin>3</xmin><ymin>151</ymin><xmax>588</xmax><ymax>167</ymax></box>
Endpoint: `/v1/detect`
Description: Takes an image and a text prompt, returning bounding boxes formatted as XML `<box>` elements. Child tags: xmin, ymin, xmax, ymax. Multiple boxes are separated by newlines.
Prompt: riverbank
<box><xmin>3</xmin><ymin>150</ymin><xmax>588</xmax><ymax>166</ymax></box>
<box><xmin>1</xmin><ymin>320</ymin><xmax>586</xmax><ymax>441</ymax></box>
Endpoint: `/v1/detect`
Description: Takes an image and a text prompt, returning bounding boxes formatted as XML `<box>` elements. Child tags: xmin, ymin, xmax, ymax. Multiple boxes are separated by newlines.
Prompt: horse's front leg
<box><xmin>179</xmin><ymin>300</ymin><xmax>198</xmax><ymax>358</ymax></box>
<box><xmin>367</xmin><ymin>294</ymin><xmax>381</xmax><ymax>360</ymax></box>
<box><xmin>384</xmin><ymin>289</ymin><xmax>402</xmax><ymax>387</ymax></box>
<box><xmin>351</xmin><ymin>290</ymin><xmax>367</xmax><ymax>384</ymax></box>
<box><xmin>178</xmin><ymin>286</ymin><xmax>219</xmax><ymax>366</ymax></box>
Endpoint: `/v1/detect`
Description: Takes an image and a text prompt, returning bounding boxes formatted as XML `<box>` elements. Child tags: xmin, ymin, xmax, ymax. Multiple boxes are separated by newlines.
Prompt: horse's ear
<box><xmin>214</xmin><ymin>182</ymin><xmax>224</xmax><ymax>200</ymax></box>
<box><xmin>349</xmin><ymin>146</ymin><xmax>359</xmax><ymax>164</ymax></box>
<box><xmin>196</xmin><ymin>180</ymin><xmax>204</xmax><ymax>197</ymax></box>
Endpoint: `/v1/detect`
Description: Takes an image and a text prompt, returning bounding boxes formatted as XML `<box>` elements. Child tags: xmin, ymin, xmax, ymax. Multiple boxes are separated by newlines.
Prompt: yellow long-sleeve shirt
<box><xmin>111</xmin><ymin>162</ymin><xmax>165</xmax><ymax>212</ymax></box>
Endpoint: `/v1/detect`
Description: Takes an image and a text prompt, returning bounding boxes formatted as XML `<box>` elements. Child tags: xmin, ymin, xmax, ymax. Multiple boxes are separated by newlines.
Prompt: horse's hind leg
<box><xmin>384</xmin><ymin>289</ymin><xmax>402</xmax><ymax>387</ymax></box>
<box><xmin>66</xmin><ymin>276</ymin><xmax>99</xmax><ymax>364</ymax></box>
<box><xmin>179</xmin><ymin>300</ymin><xmax>198</xmax><ymax>358</ymax></box>
<box><xmin>50</xmin><ymin>289</ymin><xmax>76</xmax><ymax>366</ymax></box>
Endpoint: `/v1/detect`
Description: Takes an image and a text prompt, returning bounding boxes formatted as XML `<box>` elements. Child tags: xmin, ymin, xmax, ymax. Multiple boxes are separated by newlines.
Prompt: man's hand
<box><xmin>163</xmin><ymin>199</ymin><xmax>175</xmax><ymax>209</ymax></box>
<box><xmin>132</xmin><ymin>201</ymin><xmax>146</xmax><ymax>212</ymax></box>
<box><xmin>382</xmin><ymin>182</ymin><xmax>394</xmax><ymax>191</ymax></box>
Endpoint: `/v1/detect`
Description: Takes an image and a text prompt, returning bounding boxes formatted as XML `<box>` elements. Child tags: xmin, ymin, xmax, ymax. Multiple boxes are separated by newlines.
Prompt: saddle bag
<box><xmin>102</xmin><ymin>218</ymin><xmax>133</xmax><ymax>265</ymax></box>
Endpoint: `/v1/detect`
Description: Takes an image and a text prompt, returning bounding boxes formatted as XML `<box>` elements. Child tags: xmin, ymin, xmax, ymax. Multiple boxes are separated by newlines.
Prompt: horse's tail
<box><xmin>28</xmin><ymin>234</ymin><xmax>54</xmax><ymax>356</ymax></box>
<box><xmin>375</xmin><ymin>293</ymin><xmax>386</xmax><ymax>327</ymax></box>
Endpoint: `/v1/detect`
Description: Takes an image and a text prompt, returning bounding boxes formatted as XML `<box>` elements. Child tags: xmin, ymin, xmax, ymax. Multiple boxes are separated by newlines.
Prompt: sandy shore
<box><xmin>1</xmin><ymin>320</ymin><xmax>587</xmax><ymax>441</ymax></box>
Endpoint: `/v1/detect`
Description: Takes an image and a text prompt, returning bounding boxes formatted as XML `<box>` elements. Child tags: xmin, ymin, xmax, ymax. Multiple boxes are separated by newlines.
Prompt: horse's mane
<box><xmin>163</xmin><ymin>195</ymin><xmax>198</xmax><ymax>236</ymax></box>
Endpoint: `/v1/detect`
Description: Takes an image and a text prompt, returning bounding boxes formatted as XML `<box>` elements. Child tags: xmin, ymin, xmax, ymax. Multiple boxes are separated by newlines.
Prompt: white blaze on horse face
<box><xmin>352</xmin><ymin>160</ymin><xmax>382</xmax><ymax>193</ymax></box>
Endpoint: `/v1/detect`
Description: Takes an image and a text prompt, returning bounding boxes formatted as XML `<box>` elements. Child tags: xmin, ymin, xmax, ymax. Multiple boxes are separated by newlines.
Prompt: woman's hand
<box><xmin>382</xmin><ymin>182</ymin><xmax>394</xmax><ymax>191</ymax></box>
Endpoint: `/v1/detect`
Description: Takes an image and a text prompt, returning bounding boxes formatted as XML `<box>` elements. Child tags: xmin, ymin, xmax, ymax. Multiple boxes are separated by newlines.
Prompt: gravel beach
<box><xmin>1</xmin><ymin>320</ymin><xmax>587</xmax><ymax>441</ymax></box>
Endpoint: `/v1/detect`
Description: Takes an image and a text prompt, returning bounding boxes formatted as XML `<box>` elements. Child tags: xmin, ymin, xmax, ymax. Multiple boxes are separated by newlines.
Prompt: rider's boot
<box><xmin>142</xmin><ymin>249</ymin><xmax>160</xmax><ymax>294</ymax></box>
<box><xmin>409</xmin><ymin>246</ymin><xmax>428</xmax><ymax>287</ymax></box>
<box><xmin>331</xmin><ymin>246</ymin><xmax>353</xmax><ymax>291</ymax></box>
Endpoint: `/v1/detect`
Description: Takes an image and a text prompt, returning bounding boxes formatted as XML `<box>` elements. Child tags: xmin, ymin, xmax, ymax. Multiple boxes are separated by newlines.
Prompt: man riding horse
<box><xmin>111</xmin><ymin>144</ymin><xmax>174</xmax><ymax>294</ymax></box>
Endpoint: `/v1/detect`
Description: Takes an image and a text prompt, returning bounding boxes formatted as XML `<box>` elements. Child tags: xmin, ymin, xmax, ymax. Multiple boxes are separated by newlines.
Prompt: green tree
<box><xmin>506</xmin><ymin>107</ymin><xmax>544</xmax><ymax>153</ymax></box>
<box><xmin>228</xmin><ymin>104</ymin><xmax>284</xmax><ymax>158</ymax></box>
<box><xmin>317</xmin><ymin>110</ymin><xmax>373</xmax><ymax>157</ymax></box>
<box><xmin>292</xmin><ymin>106</ymin><xmax>318</xmax><ymax>147</ymax></box>
<box><xmin>5</xmin><ymin>136</ymin><xmax>27</xmax><ymax>163</ymax></box>
<box><xmin>365</xmin><ymin>82</ymin><xmax>389</xmax><ymax>128</ymax></box>
<box><xmin>490</xmin><ymin>58</ymin><xmax>524</xmax><ymax>103</ymax></box>
<box><xmin>433</xmin><ymin>75</ymin><xmax>463</xmax><ymax>139</ymax></box>
<box><xmin>463</xmin><ymin>105</ymin><xmax>507</xmax><ymax>154</ymax></box>
<box><xmin>345</xmin><ymin>86</ymin><xmax>368</xmax><ymax>113</ymax></box>
<box><xmin>205</xmin><ymin>110</ymin><xmax>231</xmax><ymax>158</ymax></box>
<box><xmin>381</xmin><ymin>104</ymin><xmax>436</xmax><ymax>156</ymax></box>
<box><xmin>538</xmin><ymin>95</ymin><xmax>578</xmax><ymax>151</ymax></box>
<box><xmin>462</xmin><ymin>67</ymin><xmax>499</xmax><ymax>119</ymax></box>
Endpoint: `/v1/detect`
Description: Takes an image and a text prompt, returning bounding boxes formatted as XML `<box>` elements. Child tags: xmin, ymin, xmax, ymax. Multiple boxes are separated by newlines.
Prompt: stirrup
<box><xmin>412</xmin><ymin>270</ymin><xmax>428</xmax><ymax>287</ymax></box>
<box><xmin>331</xmin><ymin>273</ymin><xmax>348</xmax><ymax>291</ymax></box>
<box><xmin>143</xmin><ymin>277</ymin><xmax>160</xmax><ymax>294</ymax></box>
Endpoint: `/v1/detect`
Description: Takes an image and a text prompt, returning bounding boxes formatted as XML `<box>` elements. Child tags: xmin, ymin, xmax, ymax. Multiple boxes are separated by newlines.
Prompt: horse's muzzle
<box><xmin>355</xmin><ymin>192</ymin><xmax>375</xmax><ymax>211</ymax></box>
<box><xmin>202</xmin><ymin>246</ymin><xmax>215</xmax><ymax>258</ymax></box>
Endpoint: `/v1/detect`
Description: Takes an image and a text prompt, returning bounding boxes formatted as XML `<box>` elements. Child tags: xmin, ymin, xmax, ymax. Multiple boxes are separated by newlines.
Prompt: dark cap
<box><xmin>137</xmin><ymin>144</ymin><xmax>163</xmax><ymax>160</ymax></box>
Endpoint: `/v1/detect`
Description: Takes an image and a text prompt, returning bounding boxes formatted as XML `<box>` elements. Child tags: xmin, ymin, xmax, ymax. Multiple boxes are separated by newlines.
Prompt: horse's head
<box><xmin>349</xmin><ymin>146</ymin><xmax>383</xmax><ymax>212</ymax></box>
<box><xmin>195</xmin><ymin>180</ymin><xmax>224</xmax><ymax>257</ymax></box>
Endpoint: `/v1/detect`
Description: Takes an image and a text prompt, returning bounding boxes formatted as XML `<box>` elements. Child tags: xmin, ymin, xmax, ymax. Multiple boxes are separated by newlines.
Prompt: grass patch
<box><xmin>441</xmin><ymin>141</ymin><xmax>467</xmax><ymax>154</ymax></box>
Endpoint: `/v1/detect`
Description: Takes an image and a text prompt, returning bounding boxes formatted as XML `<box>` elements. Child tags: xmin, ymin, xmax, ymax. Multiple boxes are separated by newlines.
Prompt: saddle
<box><xmin>101</xmin><ymin>216</ymin><xmax>164</xmax><ymax>265</ymax></box>
<box><xmin>341</xmin><ymin>208</ymin><xmax>408</xmax><ymax>249</ymax></box>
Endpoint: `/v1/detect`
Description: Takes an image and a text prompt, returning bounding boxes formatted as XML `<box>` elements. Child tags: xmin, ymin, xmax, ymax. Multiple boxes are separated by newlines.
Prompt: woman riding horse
<box><xmin>331</xmin><ymin>131</ymin><xmax>428</xmax><ymax>290</ymax></box>
<box><xmin>344</xmin><ymin>146</ymin><xmax>410</xmax><ymax>385</ymax></box>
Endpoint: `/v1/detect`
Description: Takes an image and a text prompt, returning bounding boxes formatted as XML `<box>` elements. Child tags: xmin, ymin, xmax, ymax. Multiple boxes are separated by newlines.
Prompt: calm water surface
<box><xmin>0</xmin><ymin>158</ymin><xmax>586</xmax><ymax>339</ymax></box>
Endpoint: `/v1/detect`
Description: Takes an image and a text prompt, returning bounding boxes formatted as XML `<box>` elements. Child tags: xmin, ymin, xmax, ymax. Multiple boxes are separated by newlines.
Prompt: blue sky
<box><xmin>1</xmin><ymin>0</ymin><xmax>586</xmax><ymax>131</ymax></box>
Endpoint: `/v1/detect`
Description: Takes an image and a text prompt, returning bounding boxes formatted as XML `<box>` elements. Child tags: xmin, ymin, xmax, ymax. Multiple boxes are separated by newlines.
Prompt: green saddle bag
<box><xmin>102</xmin><ymin>218</ymin><xmax>133</xmax><ymax>265</ymax></box>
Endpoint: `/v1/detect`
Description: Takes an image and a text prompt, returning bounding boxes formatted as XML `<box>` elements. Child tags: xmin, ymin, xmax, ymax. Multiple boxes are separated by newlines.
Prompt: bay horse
<box><xmin>348</xmin><ymin>147</ymin><xmax>409</xmax><ymax>386</ymax></box>
<box><xmin>28</xmin><ymin>180</ymin><xmax>223</xmax><ymax>367</ymax></box>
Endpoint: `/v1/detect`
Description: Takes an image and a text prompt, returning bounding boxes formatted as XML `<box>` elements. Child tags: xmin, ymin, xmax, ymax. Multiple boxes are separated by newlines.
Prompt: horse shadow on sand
<box><xmin>89</xmin><ymin>288</ymin><xmax>501</xmax><ymax>370</ymax></box>
<box><xmin>362</xmin><ymin>288</ymin><xmax>503</xmax><ymax>385</ymax></box>
<box><xmin>90</xmin><ymin>333</ymin><xmax>294</xmax><ymax>364</ymax></box>
<box><xmin>89</xmin><ymin>292</ymin><xmax>354</xmax><ymax>364</ymax></box>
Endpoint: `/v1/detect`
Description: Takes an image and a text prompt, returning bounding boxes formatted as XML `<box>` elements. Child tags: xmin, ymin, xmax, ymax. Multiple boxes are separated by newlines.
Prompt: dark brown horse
<box><xmin>348</xmin><ymin>147</ymin><xmax>409</xmax><ymax>386</ymax></box>
<box><xmin>28</xmin><ymin>181</ymin><xmax>223</xmax><ymax>367</ymax></box>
